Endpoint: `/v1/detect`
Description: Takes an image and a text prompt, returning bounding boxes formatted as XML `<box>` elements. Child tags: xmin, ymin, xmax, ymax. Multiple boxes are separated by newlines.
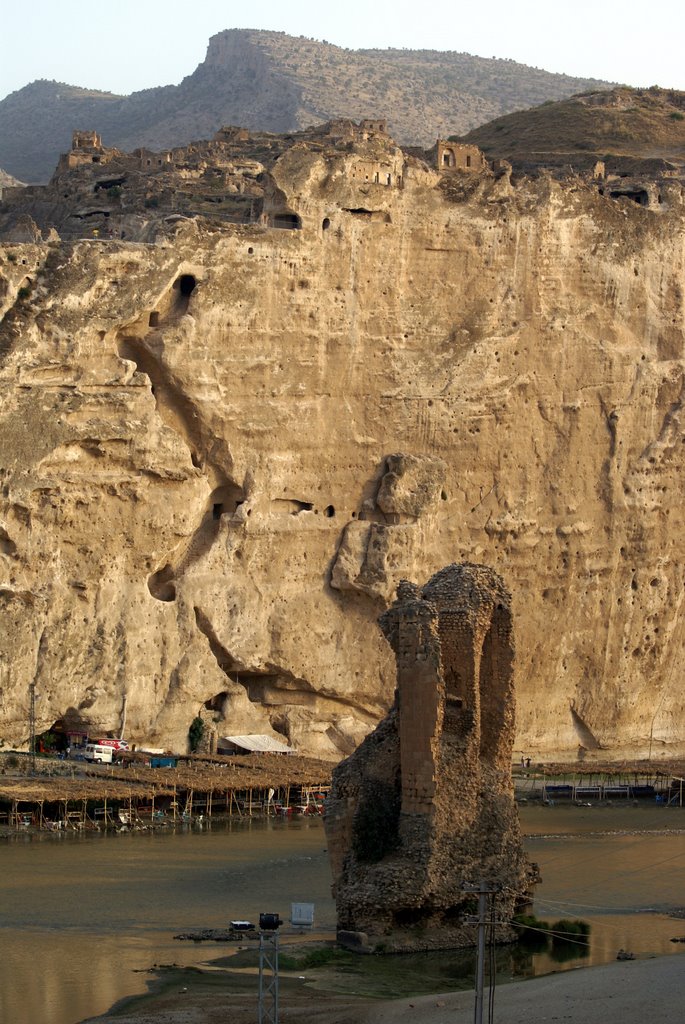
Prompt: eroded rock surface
<box><xmin>325</xmin><ymin>564</ymin><xmax>533</xmax><ymax>952</ymax></box>
<box><xmin>0</xmin><ymin>122</ymin><xmax>684</xmax><ymax>759</ymax></box>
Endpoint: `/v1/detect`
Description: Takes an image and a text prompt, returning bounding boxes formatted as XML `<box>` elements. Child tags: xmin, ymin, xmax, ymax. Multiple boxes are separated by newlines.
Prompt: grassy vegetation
<box><xmin>513</xmin><ymin>913</ymin><xmax>590</xmax><ymax>961</ymax></box>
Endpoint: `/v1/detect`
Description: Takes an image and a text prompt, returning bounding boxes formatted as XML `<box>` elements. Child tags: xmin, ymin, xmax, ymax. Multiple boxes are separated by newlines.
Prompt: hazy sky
<box><xmin>1</xmin><ymin>0</ymin><xmax>683</xmax><ymax>101</ymax></box>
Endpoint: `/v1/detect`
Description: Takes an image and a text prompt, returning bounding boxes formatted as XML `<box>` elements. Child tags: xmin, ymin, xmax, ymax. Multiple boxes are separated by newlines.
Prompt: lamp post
<box><xmin>258</xmin><ymin>913</ymin><xmax>282</xmax><ymax>1024</ymax></box>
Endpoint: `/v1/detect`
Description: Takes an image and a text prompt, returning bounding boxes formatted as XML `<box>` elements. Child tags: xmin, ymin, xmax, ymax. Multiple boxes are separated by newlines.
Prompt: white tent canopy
<box><xmin>218</xmin><ymin>734</ymin><xmax>295</xmax><ymax>754</ymax></box>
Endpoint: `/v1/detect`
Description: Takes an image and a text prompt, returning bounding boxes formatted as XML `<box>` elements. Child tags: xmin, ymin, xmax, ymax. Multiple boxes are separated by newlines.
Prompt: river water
<box><xmin>1</xmin><ymin>805</ymin><xmax>684</xmax><ymax>1024</ymax></box>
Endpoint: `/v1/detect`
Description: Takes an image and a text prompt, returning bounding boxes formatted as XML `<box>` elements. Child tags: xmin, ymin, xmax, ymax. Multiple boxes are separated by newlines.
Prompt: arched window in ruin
<box><xmin>443</xmin><ymin>151</ymin><xmax>455</xmax><ymax>168</ymax></box>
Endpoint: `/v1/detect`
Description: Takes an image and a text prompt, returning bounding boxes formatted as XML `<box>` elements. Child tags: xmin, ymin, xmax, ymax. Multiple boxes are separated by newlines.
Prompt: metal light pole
<box><xmin>258</xmin><ymin>914</ymin><xmax>282</xmax><ymax>1024</ymax></box>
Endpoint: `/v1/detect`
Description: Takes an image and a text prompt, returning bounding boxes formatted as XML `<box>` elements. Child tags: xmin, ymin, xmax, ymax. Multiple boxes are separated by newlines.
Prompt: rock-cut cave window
<box><xmin>273</xmin><ymin>213</ymin><xmax>302</xmax><ymax>230</ymax></box>
<box><xmin>178</xmin><ymin>274</ymin><xmax>197</xmax><ymax>297</ymax></box>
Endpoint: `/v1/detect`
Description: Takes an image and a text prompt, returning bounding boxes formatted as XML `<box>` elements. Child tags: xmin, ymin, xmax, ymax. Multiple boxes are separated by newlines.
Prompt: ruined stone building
<box><xmin>325</xmin><ymin>564</ymin><xmax>534</xmax><ymax>952</ymax></box>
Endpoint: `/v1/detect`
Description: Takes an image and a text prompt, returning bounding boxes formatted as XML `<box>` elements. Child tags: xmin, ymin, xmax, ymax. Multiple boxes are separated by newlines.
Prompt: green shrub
<box><xmin>17</xmin><ymin>286</ymin><xmax>30</xmax><ymax>299</ymax></box>
<box><xmin>549</xmin><ymin>918</ymin><xmax>591</xmax><ymax>945</ymax></box>
<box><xmin>188</xmin><ymin>716</ymin><xmax>205</xmax><ymax>752</ymax></box>
<box><xmin>512</xmin><ymin>913</ymin><xmax>550</xmax><ymax>951</ymax></box>
<box><xmin>669</xmin><ymin>111</ymin><xmax>685</xmax><ymax>121</ymax></box>
<box><xmin>513</xmin><ymin>913</ymin><xmax>590</xmax><ymax>955</ymax></box>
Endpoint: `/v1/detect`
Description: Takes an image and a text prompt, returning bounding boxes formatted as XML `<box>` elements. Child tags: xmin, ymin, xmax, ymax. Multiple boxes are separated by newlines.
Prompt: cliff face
<box><xmin>1</xmin><ymin>142</ymin><xmax>684</xmax><ymax>760</ymax></box>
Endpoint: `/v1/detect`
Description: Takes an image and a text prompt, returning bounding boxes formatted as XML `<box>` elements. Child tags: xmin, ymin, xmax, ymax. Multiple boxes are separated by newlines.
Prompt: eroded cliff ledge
<box><xmin>1</xmin><ymin>124</ymin><xmax>684</xmax><ymax>760</ymax></box>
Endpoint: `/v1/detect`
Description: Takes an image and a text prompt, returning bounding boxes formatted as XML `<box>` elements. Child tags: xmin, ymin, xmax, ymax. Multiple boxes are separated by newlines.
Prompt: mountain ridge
<box><xmin>0</xmin><ymin>28</ymin><xmax>613</xmax><ymax>182</ymax></box>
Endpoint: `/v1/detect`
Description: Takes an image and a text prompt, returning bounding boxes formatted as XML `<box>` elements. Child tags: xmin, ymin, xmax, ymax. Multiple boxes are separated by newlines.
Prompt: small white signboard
<box><xmin>290</xmin><ymin>902</ymin><xmax>315</xmax><ymax>929</ymax></box>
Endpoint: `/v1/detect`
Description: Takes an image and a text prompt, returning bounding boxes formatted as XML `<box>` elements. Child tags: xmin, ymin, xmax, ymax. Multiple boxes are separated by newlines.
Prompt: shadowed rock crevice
<box><xmin>116</xmin><ymin>314</ymin><xmax>245</xmax><ymax>604</ymax></box>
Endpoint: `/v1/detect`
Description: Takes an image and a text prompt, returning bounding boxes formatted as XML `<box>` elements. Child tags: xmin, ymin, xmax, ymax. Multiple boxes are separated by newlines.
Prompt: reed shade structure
<box><xmin>0</xmin><ymin>753</ymin><xmax>333</xmax><ymax>829</ymax></box>
<box><xmin>525</xmin><ymin>758</ymin><xmax>685</xmax><ymax>788</ymax></box>
<box><xmin>534</xmin><ymin>759</ymin><xmax>685</xmax><ymax>776</ymax></box>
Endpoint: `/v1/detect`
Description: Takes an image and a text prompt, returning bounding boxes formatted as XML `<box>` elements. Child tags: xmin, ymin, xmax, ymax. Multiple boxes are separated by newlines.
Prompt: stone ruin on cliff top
<box><xmin>324</xmin><ymin>562</ymin><xmax>537</xmax><ymax>952</ymax></box>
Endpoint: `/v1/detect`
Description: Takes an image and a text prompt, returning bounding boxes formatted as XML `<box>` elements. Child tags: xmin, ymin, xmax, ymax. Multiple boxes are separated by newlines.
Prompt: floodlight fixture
<box><xmin>259</xmin><ymin>912</ymin><xmax>283</xmax><ymax>931</ymax></box>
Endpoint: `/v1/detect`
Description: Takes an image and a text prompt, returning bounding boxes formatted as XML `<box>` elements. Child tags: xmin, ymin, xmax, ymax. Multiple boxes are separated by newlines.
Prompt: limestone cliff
<box><xmin>1</xmin><ymin>129</ymin><xmax>684</xmax><ymax>760</ymax></box>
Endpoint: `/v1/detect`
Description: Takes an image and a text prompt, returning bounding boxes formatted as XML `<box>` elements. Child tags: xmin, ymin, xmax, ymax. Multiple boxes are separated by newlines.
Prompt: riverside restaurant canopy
<box><xmin>218</xmin><ymin>734</ymin><xmax>295</xmax><ymax>755</ymax></box>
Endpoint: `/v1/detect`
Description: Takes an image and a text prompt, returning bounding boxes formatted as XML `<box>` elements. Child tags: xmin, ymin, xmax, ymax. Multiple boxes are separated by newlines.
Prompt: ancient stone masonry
<box><xmin>324</xmin><ymin>564</ymin><xmax>534</xmax><ymax>952</ymax></box>
<box><xmin>435</xmin><ymin>139</ymin><xmax>487</xmax><ymax>173</ymax></box>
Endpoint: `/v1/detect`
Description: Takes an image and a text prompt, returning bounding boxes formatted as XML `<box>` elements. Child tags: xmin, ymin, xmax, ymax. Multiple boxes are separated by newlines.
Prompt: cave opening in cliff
<box><xmin>204</xmin><ymin>691</ymin><xmax>228</xmax><ymax>713</ymax></box>
<box><xmin>210</xmin><ymin>482</ymin><xmax>245</xmax><ymax>519</ymax></box>
<box><xmin>172</xmin><ymin>274</ymin><xmax>197</xmax><ymax>315</ymax></box>
<box><xmin>148</xmin><ymin>564</ymin><xmax>176</xmax><ymax>602</ymax></box>
<box><xmin>609</xmin><ymin>188</ymin><xmax>649</xmax><ymax>207</ymax></box>
<box><xmin>272</xmin><ymin>212</ymin><xmax>302</xmax><ymax>230</ymax></box>
<box><xmin>35</xmin><ymin>715</ymin><xmax>88</xmax><ymax>754</ymax></box>
<box><xmin>94</xmin><ymin>176</ymin><xmax>126</xmax><ymax>192</ymax></box>
<box><xmin>268</xmin><ymin>714</ymin><xmax>291</xmax><ymax>740</ymax></box>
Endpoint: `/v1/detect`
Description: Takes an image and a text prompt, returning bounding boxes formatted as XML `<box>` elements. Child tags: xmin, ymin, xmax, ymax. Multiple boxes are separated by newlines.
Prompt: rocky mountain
<box><xmin>0</xmin><ymin>28</ymin><xmax>613</xmax><ymax>183</ymax></box>
<box><xmin>0</xmin><ymin>120</ymin><xmax>684</xmax><ymax>762</ymax></box>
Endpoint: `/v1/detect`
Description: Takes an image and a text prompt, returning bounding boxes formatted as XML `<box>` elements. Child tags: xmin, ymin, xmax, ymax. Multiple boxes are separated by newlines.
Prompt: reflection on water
<box><xmin>1</xmin><ymin>818</ymin><xmax>334</xmax><ymax>1024</ymax></box>
<box><xmin>1</xmin><ymin>805</ymin><xmax>684</xmax><ymax>1024</ymax></box>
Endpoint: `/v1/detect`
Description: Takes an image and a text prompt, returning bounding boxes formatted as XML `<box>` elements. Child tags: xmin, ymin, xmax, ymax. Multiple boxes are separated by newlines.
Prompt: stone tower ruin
<box><xmin>324</xmin><ymin>562</ymin><xmax>535</xmax><ymax>952</ymax></box>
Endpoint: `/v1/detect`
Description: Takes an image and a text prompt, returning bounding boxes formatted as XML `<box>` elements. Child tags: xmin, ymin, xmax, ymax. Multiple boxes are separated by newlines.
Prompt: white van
<box><xmin>84</xmin><ymin>743</ymin><xmax>114</xmax><ymax>764</ymax></box>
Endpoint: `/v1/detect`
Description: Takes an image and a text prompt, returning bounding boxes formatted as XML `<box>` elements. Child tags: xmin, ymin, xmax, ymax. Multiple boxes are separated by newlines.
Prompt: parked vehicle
<box><xmin>90</xmin><ymin>738</ymin><xmax>129</xmax><ymax>751</ymax></box>
<box><xmin>83</xmin><ymin>743</ymin><xmax>114</xmax><ymax>764</ymax></box>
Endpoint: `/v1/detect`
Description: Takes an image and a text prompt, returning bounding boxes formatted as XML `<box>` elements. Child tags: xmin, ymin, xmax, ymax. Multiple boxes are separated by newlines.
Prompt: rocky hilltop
<box><xmin>0</xmin><ymin>28</ymin><xmax>612</xmax><ymax>183</ymax></box>
<box><xmin>464</xmin><ymin>86</ymin><xmax>685</xmax><ymax>173</ymax></box>
<box><xmin>0</xmin><ymin>114</ymin><xmax>684</xmax><ymax>761</ymax></box>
